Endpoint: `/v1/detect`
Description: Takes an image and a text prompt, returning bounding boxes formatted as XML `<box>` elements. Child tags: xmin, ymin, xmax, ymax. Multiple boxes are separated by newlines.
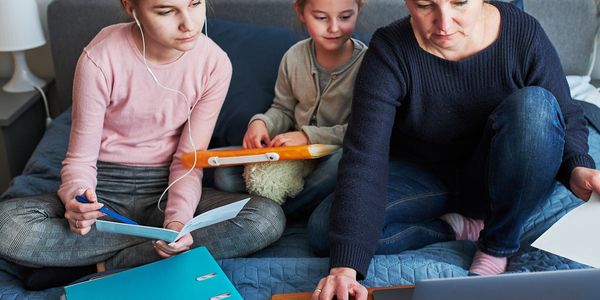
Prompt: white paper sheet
<box><xmin>96</xmin><ymin>198</ymin><xmax>250</xmax><ymax>243</ymax></box>
<box><xmin>531</xmin><ymin>192</ymin><xmax>600</xmax><ymax>268</ymax></box>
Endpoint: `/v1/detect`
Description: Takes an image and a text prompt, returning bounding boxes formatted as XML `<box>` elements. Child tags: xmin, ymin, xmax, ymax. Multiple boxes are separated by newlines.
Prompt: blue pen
<box><xmin>75</xmin><ymin>195</ymin><xmax>138</xmax><ymax>225</ymax></box>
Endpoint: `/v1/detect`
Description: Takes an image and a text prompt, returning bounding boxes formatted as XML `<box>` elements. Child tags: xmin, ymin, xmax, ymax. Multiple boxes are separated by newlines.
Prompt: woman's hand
<box><xmin>153</xmin><ymin>221</ymin><xmax>193</xmax><ymax>258</ymax></box>
<box><xmin>243</xmin><ymin>120</ymin><xmax>271</xmax><ymax>149</ymax></box>
<box><xmin>311</xmin><ymin>267</ymin><xmax>368</xmax><ymax>300</ymax></box>
<box><xmin>269</xmin><ymin>131</ymin><xmax>309</xmax><ymax>147</ymax></box>
<box><xmin>569</xmin><ymin>167</ymin><xmax>600</xmax><ymax>201</ymax></box>
<box><xmin>64</xmin><ymin>189</ymin><xmax>105</xmax><ymax>235</ymax></box>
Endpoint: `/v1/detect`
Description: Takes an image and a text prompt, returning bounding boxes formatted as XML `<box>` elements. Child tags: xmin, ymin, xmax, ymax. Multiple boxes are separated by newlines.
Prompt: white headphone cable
<box><xmin>135</xmin><ymin>18</ymin><xmax>200</xmax><ymax>213</ymax></box>
<box><xmin>30</xmin><ymin>83</ymin><xmax>53</xmax><ymax>127</ymax></box>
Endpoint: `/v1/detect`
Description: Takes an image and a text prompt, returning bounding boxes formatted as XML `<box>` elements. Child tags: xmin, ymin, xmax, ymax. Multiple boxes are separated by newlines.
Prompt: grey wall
<box><xmin>592</xmin><ymin>0</ymin><xmax>600</xmax><ymax>79</ymax></box>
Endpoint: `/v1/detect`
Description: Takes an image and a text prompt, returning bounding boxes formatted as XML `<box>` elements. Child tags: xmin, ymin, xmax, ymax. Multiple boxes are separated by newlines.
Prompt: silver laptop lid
<box><xmin>373</xmin><ymin>268</ymin><xmax>600</xmax><ymax>300</ymax></box>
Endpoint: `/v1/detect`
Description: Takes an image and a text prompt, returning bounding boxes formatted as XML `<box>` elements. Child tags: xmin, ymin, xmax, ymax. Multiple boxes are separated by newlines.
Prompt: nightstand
<box><xmin>0</xmin><ymin>78</ymin><xmax>53</xmax><ymax>193</ymax></box>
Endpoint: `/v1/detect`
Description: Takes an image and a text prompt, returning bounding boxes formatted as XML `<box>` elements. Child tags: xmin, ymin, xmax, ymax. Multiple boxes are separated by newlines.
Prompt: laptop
<box><xmin>372</xmin><ymin>268</ymin><xmax>600</xmax><ymax>300</ymax></box>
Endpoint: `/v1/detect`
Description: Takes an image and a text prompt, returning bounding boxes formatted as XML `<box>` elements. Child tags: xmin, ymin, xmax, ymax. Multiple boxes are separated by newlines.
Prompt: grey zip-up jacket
<box><xmin>250</xmin><ymin>38</ymin><xmax>367</xmax><ymax>145</ymax></box>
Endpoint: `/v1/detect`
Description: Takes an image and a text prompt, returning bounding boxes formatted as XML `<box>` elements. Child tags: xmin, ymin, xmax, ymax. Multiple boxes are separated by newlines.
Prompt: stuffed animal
<box><xmin>243</xmin><ymin>160</ymin><xmax>316</xmax><ymax>204</ymax></box>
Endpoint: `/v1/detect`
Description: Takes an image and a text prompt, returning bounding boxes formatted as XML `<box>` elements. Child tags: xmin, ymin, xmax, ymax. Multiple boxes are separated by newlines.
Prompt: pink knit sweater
<box><xmin>58</xmin><ymin>23</ymin><xmax>232</xmax><ymax>226</ymax></box>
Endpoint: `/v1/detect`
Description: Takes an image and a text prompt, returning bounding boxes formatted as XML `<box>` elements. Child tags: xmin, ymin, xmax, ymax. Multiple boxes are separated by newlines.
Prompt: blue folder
<box><xmin>64</xmin><ymin>247</ymin><xmax>242</xmax><ymax>300</ymax></box>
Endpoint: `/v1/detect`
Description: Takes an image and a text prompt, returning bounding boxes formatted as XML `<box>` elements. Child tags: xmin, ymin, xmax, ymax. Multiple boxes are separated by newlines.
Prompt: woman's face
<box><xmin>407</xmin><ymin>0</ymin><xmax>485</xmax><ymax>52</ymax></box>
<box><xmin>124</xmin><ymin>0</ymin><xmax>206</xmax><ymax>61</ymax></box>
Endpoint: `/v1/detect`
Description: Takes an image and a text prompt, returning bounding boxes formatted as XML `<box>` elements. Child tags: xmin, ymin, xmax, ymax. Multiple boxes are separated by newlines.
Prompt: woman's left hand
<box><xmin>569</xmin><ymin>167</ymin><xmax>600</xmax><ymax>201</ymax></box>
<box><xmin>153</xmin><ymin>221</ymin><xmax>193</xmax><ymax>258</ymax></box>
<box><xmin>269</xmin><ymin>131</ymin><xmax>309</xmax><ymax>147</ymax></box>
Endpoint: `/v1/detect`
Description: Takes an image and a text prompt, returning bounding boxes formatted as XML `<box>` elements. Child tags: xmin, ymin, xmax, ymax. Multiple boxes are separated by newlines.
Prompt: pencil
<box><xmin>181</xmin><ymin>144</ymin><xmax>340</xmax><ymax>168</ymax></box>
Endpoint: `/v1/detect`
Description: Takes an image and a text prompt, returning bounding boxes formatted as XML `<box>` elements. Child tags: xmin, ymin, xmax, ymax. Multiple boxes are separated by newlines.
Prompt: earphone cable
<box><xmin>30</xmin><ymin>83</ymin><xmax>53</xmax><ymax>127</ymax></box>
<box><xmin>137</xmin><ymin>20</ymin><xmax>200</xmax><ymax>213</ymax></box>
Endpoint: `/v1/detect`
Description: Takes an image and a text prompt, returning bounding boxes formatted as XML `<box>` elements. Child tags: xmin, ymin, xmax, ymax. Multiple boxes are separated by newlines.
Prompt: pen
<box><xmin>75</xmin><ymin>195</ymin><xmax>139</xmax><ymax>225</ymax></box>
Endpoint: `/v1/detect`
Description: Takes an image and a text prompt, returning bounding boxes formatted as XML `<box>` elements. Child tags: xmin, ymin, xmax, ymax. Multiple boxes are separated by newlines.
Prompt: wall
<box><xmin>1</xmin><ymin>0</ymin><xmax>599</xmax><ymax>80</ymax></box>
<box><xmin>594</xmin><ymin>41</ymin><xmax>600</xmax><ymax>80</ymax></box>
<box><xmin>593</xmin><ymin>0</ymin><xmax>600</xmax><ymax>79</ymax></box>
<box><xmin>0</xmin><ymin>0</ymin><xmax>55</xmax><ymax>80</ymax></box>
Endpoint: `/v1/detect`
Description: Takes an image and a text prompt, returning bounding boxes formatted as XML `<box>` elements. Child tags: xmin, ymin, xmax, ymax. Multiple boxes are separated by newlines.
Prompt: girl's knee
<box><xmin>245</xmin><ymin>197</ymin><xmax>286</xmax><ymax>240</ymax></box>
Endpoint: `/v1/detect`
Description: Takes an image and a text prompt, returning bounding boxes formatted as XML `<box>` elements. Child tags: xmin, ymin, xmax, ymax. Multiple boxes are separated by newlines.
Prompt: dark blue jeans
<box><xmin>309</xmin><ymin>87</ymin><xmax>565</xmax><ymax>257</ymax></box>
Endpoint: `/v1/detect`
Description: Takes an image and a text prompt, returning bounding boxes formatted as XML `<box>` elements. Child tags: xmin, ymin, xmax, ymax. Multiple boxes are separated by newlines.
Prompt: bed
<box><xmin>1</xmin><ymin>0</ymin><xmax>599</xmax><ymax>299</ymax></box>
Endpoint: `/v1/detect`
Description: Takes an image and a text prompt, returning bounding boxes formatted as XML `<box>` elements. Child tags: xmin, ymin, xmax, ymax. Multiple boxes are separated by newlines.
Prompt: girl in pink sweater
<box><xmin>0</xmin><ymin>0</ymin><xmax>284</xmax><ymax>290</ymax></box>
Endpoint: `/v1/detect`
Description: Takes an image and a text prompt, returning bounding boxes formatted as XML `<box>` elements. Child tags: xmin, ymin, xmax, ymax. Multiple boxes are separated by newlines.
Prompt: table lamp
<box><xmin>0</xmin><ymin>0</ymin><xmax>47</xmax><ymax>93</ymax></box>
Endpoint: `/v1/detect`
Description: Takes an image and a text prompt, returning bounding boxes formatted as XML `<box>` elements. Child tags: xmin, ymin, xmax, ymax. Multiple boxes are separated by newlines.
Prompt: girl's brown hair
<box><xmin>119</xmin><ymin>0</ymin><xmax>213</xmax><ymax>21</ymax></box>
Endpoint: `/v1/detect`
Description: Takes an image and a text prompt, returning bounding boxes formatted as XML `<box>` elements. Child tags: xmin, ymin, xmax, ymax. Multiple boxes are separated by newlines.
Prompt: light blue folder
<box><xmin>64</xmin><ymin>247</ymin><xmax>242</xmax><ymax>300</ymax></box>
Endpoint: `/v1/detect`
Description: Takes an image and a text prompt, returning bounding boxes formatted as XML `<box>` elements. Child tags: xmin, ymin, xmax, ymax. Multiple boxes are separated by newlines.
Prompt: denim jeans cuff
<box><xmin>477</xmin><ymin>242</ymin><xmax>518</xmax><ymax>257</ymax></box>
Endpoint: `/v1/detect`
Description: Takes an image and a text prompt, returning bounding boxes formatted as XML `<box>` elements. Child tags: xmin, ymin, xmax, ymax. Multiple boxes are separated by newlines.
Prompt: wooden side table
<box><xmin>270</xmin><ymin>285</ymin><xmax>413</xmax><ymax>300</ymax></box>
<box><xmin>0</xmin><ymin>78</ymin><xmax>53</xmax><ymax>193</ymax></box>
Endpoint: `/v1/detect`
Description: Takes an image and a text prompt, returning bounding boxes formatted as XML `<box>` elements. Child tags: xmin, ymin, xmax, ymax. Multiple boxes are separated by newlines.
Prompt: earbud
<box><xmin>132</xmin><ymin>9</ymin><xmax>141</xmax><ymax>27</ymax></box>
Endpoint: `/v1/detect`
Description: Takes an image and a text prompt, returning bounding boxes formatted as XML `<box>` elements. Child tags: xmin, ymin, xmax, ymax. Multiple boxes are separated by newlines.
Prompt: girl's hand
<box><xmin>153</xmin><ymin>221</ymin><xmax>192</xmax><ymax>258</ymax></box>
<box><xmin>311</xmin><ymin>267</ymin><xmax>368</xmax><ymax>300</ymax></box>
<box><xmin>243</xmin><ymin>120</ymin><xmax>271</xmax><ymax>149</ymax></box>
<box><xmin>269</xmin><ymin>131</ymin><xmax>309</xmax><ymax>147</ymax></box>
<box><xmin>569</xmin><ymin>167</ymin><xmax>600</xmax><ymax>201</ymax></box>
<box><xmin>64</xmin><ymin>189</ymin><xmax>105</xmax><ymax>235</ymax></box>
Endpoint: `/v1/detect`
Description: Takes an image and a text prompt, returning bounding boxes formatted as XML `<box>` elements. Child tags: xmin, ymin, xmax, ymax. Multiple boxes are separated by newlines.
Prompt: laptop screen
<box><xmin>372</xmin><ymin>268</ymin><xmax>600</xmax><ymax>300</ymax></box>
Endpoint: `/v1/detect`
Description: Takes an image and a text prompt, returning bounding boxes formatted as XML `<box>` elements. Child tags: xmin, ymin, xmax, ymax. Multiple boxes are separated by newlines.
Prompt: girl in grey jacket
<box><xmin>214</xmin><ymin>0</ymin><xmax>367</xmax><ymax>219</ymax></box>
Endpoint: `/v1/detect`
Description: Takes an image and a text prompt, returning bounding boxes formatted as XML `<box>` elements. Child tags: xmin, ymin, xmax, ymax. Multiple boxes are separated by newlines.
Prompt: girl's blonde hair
<box><xmin>294</xmin><ymin>0</ymin><xmax>365</xmax><ymax>11</ymax></box>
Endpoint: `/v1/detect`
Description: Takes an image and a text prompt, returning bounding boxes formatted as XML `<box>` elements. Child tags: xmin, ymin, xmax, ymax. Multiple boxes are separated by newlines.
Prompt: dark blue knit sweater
<box><xmin>329</xmin><ymin>1</ymin><xmax>596</xmax><ymax>278</ymax></box>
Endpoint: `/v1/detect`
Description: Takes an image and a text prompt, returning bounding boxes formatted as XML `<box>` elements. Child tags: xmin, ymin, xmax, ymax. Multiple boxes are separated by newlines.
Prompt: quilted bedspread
<box><xmin>0</xmin><ymin>108</ymin><xmax>595</xmax><ymax>299</ymax></box>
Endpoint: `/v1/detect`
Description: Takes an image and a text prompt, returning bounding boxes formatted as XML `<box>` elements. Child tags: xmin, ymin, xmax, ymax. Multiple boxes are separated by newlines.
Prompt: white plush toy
<box><xmin>243</xmin><ymin>160</ymin><xmax>316</xmax><ymax>204</ymax></box>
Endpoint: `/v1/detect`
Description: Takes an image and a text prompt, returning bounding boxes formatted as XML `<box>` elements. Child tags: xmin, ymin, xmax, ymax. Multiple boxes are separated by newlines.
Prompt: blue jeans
<box><xmin>214</xmin><ymin>149</ymin><xmax>342</xmax><ymax>219</ymax></box>
<box><xmin>309</xmin><ymin>87</ymin><xmax>565</xmax><ymax>257</ymax></box>
<box><xmin>0</xmin><ymin>162</ymin><xmax>286</xmax><ymax>269</ymax></box>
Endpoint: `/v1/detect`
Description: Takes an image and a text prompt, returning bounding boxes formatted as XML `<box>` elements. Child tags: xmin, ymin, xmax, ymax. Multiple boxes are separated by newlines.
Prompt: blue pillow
<box><xmin>206</xmin><ymin>18</ymin><xmax>300</xmax><ymax>148</ymax></box>
<box><xmin>511</xmin><ymin>0</ymin><xmax>524</xmax><ymax>10</ymax></box>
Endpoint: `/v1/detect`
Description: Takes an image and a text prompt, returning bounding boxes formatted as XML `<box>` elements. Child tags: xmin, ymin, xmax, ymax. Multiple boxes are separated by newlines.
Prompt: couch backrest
<box><xmin>48</xmin><ymin>0</ymin><xmax>599</xmax><ymax>116</ymax></box>
<box><xmin>524</xmin><ymin>0</ymin><xmax>598</xmax><ymax>76</ymax></box>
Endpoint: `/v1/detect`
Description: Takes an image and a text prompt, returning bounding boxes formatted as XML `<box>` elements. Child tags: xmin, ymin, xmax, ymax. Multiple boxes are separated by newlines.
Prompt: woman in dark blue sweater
<box><xmin>308</xmin><ymin>1</ymin><xmax>600</xmax><ymax>299</ymax></box>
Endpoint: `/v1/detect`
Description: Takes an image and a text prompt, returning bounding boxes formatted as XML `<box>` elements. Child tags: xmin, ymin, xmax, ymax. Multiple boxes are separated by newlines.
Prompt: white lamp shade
<box><xmin>0</xmin><ymin>0</ymin><xmax>46</xmax><ymax>51</ymax></box>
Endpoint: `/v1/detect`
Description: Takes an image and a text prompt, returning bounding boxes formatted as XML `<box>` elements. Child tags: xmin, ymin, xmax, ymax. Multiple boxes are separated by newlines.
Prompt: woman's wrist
<box><xmin>330</xmin><ymin>267</ymin><xmax>357</xmax><ymax>279</ymax></box>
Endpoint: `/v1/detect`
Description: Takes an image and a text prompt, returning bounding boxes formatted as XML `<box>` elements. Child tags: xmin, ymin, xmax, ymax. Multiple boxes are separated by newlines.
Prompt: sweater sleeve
<box><xmin>250</xmin><ymin>52</ymin><xmax>296</xmax><ymax>137</ymax></box>
<box><xmin>301</xmin><ymin>123</ymin><xmax>347</xmax><ymax>145</ymax></box>
<box><xmin>524</xmin><ymin>23</ymin><xmax>595</xmax><ymax>187</ymax></box>
<box><xmin>329</xmin><ymin>30</ymin><xmax>405</xmax><ymax>279</ymax></box>
<box><xmin>163</xmin><ymin>52</ymin><xmax>232</xmax><ymax>226</ymax></box>
<box><xmin>58</xmin><ymin>51</ymin><xmax>110</xmax><ymax>205</ymax></box>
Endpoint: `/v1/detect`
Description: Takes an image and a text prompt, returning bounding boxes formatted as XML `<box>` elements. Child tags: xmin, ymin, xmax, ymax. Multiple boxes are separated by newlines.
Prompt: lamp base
<box><xmin>2</xmin><ymin>50</ymin><xmax>46</xmax><ymax>93</ymax></box>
